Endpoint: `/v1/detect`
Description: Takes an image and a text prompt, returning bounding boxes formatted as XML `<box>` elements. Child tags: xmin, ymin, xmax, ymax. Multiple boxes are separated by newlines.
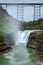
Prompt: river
<box><xmin>0</xmin><ymin>30</ymin><xmax>40</xmax><ymax>65</ymax></box>
<box><xmin>0</xmin><ymin>44</ymin><xmax>39</xmax><ymax>65</ymax></box>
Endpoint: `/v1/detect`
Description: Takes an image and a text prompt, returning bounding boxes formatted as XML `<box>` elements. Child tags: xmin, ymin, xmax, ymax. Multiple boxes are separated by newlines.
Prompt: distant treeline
<box><xmin>23</xmin><ymin>18</ymin><xmax>43</xmax><ymax>30</ymax></box>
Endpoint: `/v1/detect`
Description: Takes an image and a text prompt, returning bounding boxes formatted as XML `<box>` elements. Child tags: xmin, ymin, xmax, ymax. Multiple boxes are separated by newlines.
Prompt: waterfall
<box><xmin>17</xmin><ymin>30</ymin><xmax>34</xmax><ymax>44</ymax></box>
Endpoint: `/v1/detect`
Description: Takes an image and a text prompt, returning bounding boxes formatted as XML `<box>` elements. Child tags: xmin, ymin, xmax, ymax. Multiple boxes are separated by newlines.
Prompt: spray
<box><xmin>0</xmin><ymin>6</ymin><xmax>22</xmax><ymax>44</ymax></box>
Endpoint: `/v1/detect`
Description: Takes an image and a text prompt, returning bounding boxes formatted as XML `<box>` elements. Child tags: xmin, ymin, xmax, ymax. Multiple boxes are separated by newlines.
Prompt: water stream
<box><xmin>0</xmin><ymin>30</ymin><xmax>39</xmax><ymax>65</ymax></box>
<box><xmin>0</xmin><ymin>43</ymin><xmax>39</xmax><ymax>65</ymax></box>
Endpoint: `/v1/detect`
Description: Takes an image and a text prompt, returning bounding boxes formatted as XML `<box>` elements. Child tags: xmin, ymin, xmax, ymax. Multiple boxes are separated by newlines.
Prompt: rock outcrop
<box><xmin>27</xmin><ymin>31</ymin><xmax>43</xmax><ymax>61</ymax></box>
<box><xmin>0</xmin><ymin>32</ymin><xmax>14</xmax><ymax>53</ymax></box>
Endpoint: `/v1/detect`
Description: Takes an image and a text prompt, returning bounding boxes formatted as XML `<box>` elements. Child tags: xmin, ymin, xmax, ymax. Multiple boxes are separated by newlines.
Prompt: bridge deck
<box><xmin>0</xmin><ymin>3</ymin><xmax>43</xmax><ymax>5</ymax></box>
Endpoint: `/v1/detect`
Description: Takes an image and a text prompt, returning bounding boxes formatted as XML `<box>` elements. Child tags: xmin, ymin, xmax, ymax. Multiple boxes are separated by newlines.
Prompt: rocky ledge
<box><xmin>0</xmin><ymin>32</ymin><xmax>14</xmax><ymax>53</ymax></box>
<box><xmin>0</xmin><ymin>44</ymin><xmax>12</xmax><ymax>53</ymax></box>
<box><xmin>27</xmin><ymin>31</ymin><xmax>43</xmax><ymax>61</ymax></box>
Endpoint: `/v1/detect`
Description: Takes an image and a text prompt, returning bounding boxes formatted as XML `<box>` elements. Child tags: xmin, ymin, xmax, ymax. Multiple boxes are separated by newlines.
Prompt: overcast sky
<box><xmin>1</xmin><ymin>0</ymin><xmax>43</xmax><ymax>21</ymax></box>
<box><xmin>0</xmin><ymin>0</ymin><xmax>43</xmax><ymax>3</ymax></box>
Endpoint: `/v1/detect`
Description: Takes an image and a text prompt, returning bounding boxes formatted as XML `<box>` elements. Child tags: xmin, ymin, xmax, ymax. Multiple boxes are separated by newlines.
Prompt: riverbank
<box><xmin>27</xmin><ymin>31</ymin><xmax>43</xmax><ymax>62</ymax></box>
<box><xmin>0</xmin><ymin>43</ymin><xmax>39</xmax><ymax>65</ymax></box>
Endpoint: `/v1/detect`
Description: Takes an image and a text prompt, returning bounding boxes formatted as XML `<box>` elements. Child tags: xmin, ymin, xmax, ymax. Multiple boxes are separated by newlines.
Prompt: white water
<box><xmin>17</xmin><ymin>30</ymin><xmax>33</xmax><ymax>44</ymax></box>
<box><xmin>17</xmin><ymin>30</ymin><xmax>43</xmax><ymax>45</ymax></box>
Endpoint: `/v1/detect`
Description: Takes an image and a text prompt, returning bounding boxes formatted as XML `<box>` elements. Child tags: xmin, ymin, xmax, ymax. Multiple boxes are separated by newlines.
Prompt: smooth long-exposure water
<box><xmin>0</xmin><ymin>43</ymin><xmax>39</xmax><ymax>65</ymax></box>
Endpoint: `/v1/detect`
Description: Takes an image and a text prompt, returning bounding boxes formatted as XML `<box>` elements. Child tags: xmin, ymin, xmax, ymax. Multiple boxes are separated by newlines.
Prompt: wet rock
<box><xmin>27</xmin><ymin>31</ymin><xmax>43</xmax><ymax>61</ymax></box>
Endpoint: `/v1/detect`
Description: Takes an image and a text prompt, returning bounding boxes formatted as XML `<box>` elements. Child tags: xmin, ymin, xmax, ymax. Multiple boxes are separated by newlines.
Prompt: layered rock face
<box><xmin>27</xmin><ymin>31</ymin><xmax>43</xmax><ymax>61</ymax></box>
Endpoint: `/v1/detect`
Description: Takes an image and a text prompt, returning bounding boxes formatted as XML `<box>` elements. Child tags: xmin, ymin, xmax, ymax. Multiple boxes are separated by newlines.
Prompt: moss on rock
<box><xmin>0</xmin><ymin>32</ymin><xmax>4</xmax><ymax>45</ymax></box>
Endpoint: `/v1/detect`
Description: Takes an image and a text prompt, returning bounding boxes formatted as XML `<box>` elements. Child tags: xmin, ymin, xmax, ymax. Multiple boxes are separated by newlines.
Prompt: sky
<box><xmin>0</xmin><ymin>0</ymin><xmax>43</xmax><ymax>3</ymax></box>
<box><xmin>0</xmin><ymin>0</ymin><xmax>43</xmax><ymax>21</ymax></box>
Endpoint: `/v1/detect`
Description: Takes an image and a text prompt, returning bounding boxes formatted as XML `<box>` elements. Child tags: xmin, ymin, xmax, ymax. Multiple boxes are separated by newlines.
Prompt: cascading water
<box><xmin>17</xmin><ymin>30</ymin><xmax>34</xmax><ymax>45</ymax></box>
<box><xmin>0</xmin><ymin>6</ymin><xmax>41</xmax><ymax>65</ymax></box>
